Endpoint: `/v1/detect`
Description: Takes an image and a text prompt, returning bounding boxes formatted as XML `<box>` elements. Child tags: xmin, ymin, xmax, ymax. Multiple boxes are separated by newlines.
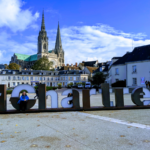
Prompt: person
<box><xmin>18</xmin><ymin>92</ymin><xmax>29</xmax><ymax>111</ymax></box>
<box><xmin>34</xmin><ymin>87</ymin><xmax>39</xmax><ymax>99</ymax></box>
<box><xmin>68</xmin><ymin>93</ymin><xmax>73</xmax><ymax>104</ymax></box>
<box><xmin>145</xmin><ymin>80</ymin><xmax>148</xmax><ymax>88</ymax></box>
<box><xmin>147</xmin><ymin>81</ymin><xmax>150</xmax><ymax>88</ymax></box>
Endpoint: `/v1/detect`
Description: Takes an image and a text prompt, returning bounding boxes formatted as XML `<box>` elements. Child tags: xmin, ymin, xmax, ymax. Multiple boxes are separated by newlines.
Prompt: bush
<box><xmin>111</xmin><ymin>80</ymin><xmax>126</xmax><ymax>87</ymax></box>
<box><xmin>20</xmin><ymin>90</ymin><xmax>28</xmax><ymax>94</ymax></box>
<box><xmin>58</xmin><ymin>83</ymin><xmax>62</xmax><ymax>89</ymax></box>
<box><xmin>7</xmin><ymin>90</ymin><xmax>12</xmax><ymax>94</ymax></box>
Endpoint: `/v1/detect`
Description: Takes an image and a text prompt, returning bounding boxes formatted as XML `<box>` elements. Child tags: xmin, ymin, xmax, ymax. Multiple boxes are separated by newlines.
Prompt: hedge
<box><xmin>111</xmin><ymin>80</ymin><xmax>126</xmax><ymax>87</ymax></box>
<box><xmin>6</xmin><ymin>87</ymin><xmax>57</xmax><ymax>94</ymax></box>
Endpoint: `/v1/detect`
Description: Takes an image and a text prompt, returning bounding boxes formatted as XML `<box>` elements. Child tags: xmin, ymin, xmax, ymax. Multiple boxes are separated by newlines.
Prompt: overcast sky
<box><xmin>0</xmin><ymin>0</ymin><xmax>150</xmax><ymax>64</ymax></box>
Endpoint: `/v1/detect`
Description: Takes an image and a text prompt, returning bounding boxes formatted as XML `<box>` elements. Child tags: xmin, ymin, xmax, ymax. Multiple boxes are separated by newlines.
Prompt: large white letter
<box><xmin>46</xmin><ymin>90</ymin><xmax>58</xmax><ymax>108</ymax></box>
<box><xmin>11</xmin><ymin>84</ymin><xmax>35</xmax><ymax>97</ymax></box>
<box><xmin>61</xmin><ymin>89</ymin><xmax>73</xmax><ymax>108</ymax></box>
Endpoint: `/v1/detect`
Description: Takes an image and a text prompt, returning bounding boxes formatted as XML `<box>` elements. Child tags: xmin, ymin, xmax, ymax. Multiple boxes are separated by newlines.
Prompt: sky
<box><xmin>1</xmin><ymin>0</ymin><xmax>150</xmax><ymax>65</ymax></box>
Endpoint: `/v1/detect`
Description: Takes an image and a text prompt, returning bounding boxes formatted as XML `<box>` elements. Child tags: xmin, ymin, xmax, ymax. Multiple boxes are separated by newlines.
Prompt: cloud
<box><xmin>0</xmin><ymin>23</ymin><xmax>150</xmax><ymax>65</ymax></box>
<box><xmin>0</xmin><ymin>0</ymin><xmax>39</xmax><ymax>32</ymax></box>
<box><xmin>48</xmin><ymin>24</ymin><xmax>150</xmax><ymax>64</ymax></box>
<box><xmin>0</xmin><ymin>32</ymin><xmax>37</xmax><ymax>63</ymax></box>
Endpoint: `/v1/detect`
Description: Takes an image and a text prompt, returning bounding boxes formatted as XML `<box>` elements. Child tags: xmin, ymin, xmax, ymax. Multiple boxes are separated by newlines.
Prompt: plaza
<box><xmin>0</xmin><ymin>89</ymin><xmax>150</xmax><ymax>150</ymax></box>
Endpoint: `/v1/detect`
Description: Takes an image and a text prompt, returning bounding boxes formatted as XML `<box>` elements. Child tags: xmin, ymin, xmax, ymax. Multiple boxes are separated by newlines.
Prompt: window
<box><xmin>35</xmin><ymin>77</ymin><xmax>38</xmax><ymax>80</ymax></box>
<box><xmin>13</xmin><ymin>76</ymin><xmax>16</xmax><ymax>80</ymax></box>
<box><xmin>8</xmin><ymin>76</ymin><xmax>11</xmax><ymax>80</ymax></box>
<box><xmin>13</xmin><ymin>82</ymin><xmax>15</xmax><ymax>86</ymax></box>
<box><xmin>132</xmin><ymin>65</ymin><xmax>136</xmax><ymax>73</ymax></box>
<box><xmin>43</xmin><ymin>77</ymin><xmax>45</xmax><ymax>80</ymax></box>
<box><xmin>31</xmin><ymin>72</ymin><xmax>33</xmax><ymax>75</ymax></box>
<box><xmin>22</xmin><ymin>76</ymin><xmax>26</xmax><ymax>80</ymax></box>
<box><xmin>133</xmin><ymin>78</ymin><xmax>137</xmax><ymax>85</ymax></box>
<box><xmin>51</xmin><ymin>77</ymin><xmax>53</xmax><ymax>81</ymax></box>
<box><xmin>30</xmin><ymin>77</ymin><xmax>33</xmax><ymax>81</ymax></box>
<box><xmin>70</xmin><ymin>77</ymin><xmax>72</xmax><ymax>81</ymax></box>
<box><xmin>26</xmin><ymin>77</ymin><xmax>29</xmax><ymax>80</ymax></box>
<box><xmin>115</xmin><ymin>68</ymin><xmax>119</xmax><ymax>75</ymax></box>
<box><xmin>40</xmin><ymin>77</ymin><xmax>42</xmax><ymax>81</ymax></box>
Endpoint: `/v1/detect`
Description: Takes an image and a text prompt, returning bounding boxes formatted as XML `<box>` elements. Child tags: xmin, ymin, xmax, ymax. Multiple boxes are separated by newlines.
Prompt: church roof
<box><xmin>15</xmin><ymin>53</ymin><xmax>31</xmax><ymax>61</ymax></box>
<box><xmin>15</xmin><ymin>50</ymin><xmax>53</xmax><ymax>62</ymax></box>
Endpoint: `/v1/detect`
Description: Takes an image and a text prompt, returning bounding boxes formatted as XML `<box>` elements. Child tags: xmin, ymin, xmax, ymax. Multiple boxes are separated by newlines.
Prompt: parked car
<box><xmin>85</xmin><ymin>82</ymin><xmax>91</xmax><ymax>89</ymax></box>
<box><xmin>72</xmin><ymin>84</ymin><xmax>77</xmax><ymax>88</ymax></box>
<box><xmin>77</xmin><ymin>84</ymin><xmax>83</xmax><ymax>89</ymax></box>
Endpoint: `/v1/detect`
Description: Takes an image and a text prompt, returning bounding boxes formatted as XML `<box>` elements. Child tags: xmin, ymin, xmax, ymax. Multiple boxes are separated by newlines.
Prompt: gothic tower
<box><xmin>37</xmin><ymin>11</ymin><xmax>49</xmax><ymax>59</ymax></box>
<box><xmin>54</xmin><ymin>22</ymin><xmax>64</xmax><ymax>66</ymax></box>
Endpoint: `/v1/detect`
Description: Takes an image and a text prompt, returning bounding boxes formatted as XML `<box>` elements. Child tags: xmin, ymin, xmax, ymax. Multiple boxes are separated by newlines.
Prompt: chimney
<box><xmin>75</xmin><ymin>62</ymin><xmax>77</xmax><ymax>67</ymax></box>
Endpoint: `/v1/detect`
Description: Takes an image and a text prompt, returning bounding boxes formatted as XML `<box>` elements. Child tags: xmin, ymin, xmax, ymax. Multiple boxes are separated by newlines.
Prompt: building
<box><xmin>10</xmin><ymin>11</ymin><xmax>64</xmax><ymax>69</ymax></box>
<box><xmin>0</xmin><ymin>69</ymin><xmax>88</xmax><ymax>88</ymax></box>
<box><xmin>0</xmin><ymin>64</ymin><xmax>5</xmax><ymax>70</ymax></box>
<box><xmin>93</xmin><ymin>61</ymin><xmax>111</xmax><ymax>76</ymax></box>
<box><xmin>106</xmin><ymin>44</ymin><xmax>150</xmax><ymax>87</ymax></box>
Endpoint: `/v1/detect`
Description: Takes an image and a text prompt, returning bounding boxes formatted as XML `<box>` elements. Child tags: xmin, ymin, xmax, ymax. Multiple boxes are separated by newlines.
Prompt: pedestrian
<box><xmin>68</xmin><ymin>93</ymin><xmax>73</xmax><ymax>104</ymax></box>
<box><xmin>147</xmin><ymin>81</ymin><xmax>150</xmax><ymax>88</ymax></box>
<box><xmin>18</xmin><ymin>91</ymin><xmax>29</xmax><ymax>111</ymax></box>
<box><xmin>34</xmin><ymin>87</ymin><xmax>39</xmax><ymax>99</ymax></box>
<box><xmin>145</xmin><ymin>80</ymin><xmax>148</xmax><ymax>88</ymax></box>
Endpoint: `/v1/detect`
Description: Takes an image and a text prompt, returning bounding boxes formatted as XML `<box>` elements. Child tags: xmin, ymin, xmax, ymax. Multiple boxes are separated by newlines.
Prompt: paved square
<box><xmin>0</xmin><ymin>90</ymin><xmax>150</xmax><ymax>150</ymax></box>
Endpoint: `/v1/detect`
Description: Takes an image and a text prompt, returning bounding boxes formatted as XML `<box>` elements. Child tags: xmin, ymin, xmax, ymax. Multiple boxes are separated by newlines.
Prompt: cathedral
<box><xmin>10</xmin><ymin>12</ymin><xmax>65</xmax><ymax>69</ymax></box>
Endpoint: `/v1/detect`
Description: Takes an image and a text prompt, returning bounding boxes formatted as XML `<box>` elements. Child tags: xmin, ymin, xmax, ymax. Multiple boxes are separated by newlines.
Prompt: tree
<box><xmin>92</xmin><ymin>72</ymin><xmax>105</xmax><ymax>86</ymax></box>
<box><xmin>32</xmin><ymin>56</ymin><xmax>53</xmax><ymax>70</ymax></box>
<box><xmin>4</xmin><ymin>64</ymin><xmax>8</xmax><ymax>69</ymax></box>
<box><xmin>7</xmin><ymin>63</ymin><xmax>20</xmax><ymax>70</ymax></box>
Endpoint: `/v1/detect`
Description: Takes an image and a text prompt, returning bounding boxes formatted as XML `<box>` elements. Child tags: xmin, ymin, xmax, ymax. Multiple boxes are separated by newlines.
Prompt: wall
<box><xmin>126</xmin><ymin>60</ymin><xmax>150</xmax><ymax>87</ymax></box>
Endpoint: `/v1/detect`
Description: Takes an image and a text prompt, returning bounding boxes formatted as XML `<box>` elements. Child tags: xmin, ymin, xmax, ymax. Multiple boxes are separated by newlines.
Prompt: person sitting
<box><xmin>18</xmin><ymin>91</ymin><xmax>29</xmax><ymax>111</ymax></box>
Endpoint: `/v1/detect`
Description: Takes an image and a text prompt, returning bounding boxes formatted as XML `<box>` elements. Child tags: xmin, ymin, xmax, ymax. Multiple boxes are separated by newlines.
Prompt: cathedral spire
<box><xmin>55</xmin><ymin>22</ymin><xmax>62</xmax><ymax>52</ymax></box>
<box><xmin>41</xmin><ymin>10</ymin><xmax>45</xmax><ymax>31</ymax></box>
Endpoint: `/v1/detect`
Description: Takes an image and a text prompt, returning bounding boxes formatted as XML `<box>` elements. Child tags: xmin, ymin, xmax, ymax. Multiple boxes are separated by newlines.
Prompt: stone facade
<box><xmin>0</xmin><ymin>70</ymin><xmax>88</xmax><ymax>88</ymax></box>
<box><xmin>10</xmin><ymin>11</ymin><xmax>64</xmax><ymax>69</ymax></box>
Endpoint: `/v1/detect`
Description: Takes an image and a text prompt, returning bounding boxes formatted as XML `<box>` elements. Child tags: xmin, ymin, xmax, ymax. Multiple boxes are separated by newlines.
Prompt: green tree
<box><xmin>7</xmin><ymin>63</ymin><xmax>20</xmax><ymax>70</ymax></box>
<box><xmin>32</xmin><ymin>56</ymin><xmax>53</xmax><ymax>70</ymax></box>
<box><xmin>4</xmin><ymin>64</ymin><xmax>8</xmax><ymax>69</ymax></box>
<box><xmin>92</xmin><ymin>72</ymin><xmax>105</xmax><ymax>86</ymax></box>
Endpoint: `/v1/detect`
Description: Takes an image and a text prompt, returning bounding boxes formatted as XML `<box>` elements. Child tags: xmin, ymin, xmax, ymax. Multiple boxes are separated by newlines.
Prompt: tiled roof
<box><xmin>112</xmin><ymin>44</ymin><xmax>150</xmax><ymax>66</ymax></box>
<box><xmin>83</xmin><ymin>61</ymin><xmax>97</xmax><ymax>67</ymax></box>
<box><xmin>59</xmin><ymin>66</ymin><xmax>80</xmax><ymax>70</ymax></box>
<box><xmin>0</xmin><ymin>64</ymin><xmax>5</xmax><ymax>69</ymax></box>
<box><xmin>86</xmin><ymin>66</ymin><xmax>98</xmax><ymax>73</ymax></box>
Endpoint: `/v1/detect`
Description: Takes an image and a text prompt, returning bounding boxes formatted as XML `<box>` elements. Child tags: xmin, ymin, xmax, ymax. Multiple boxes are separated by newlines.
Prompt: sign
<box><xmin>0</xmin><ymin>83</ymin><xmax>150</xmax><ymax>113</ymax></box>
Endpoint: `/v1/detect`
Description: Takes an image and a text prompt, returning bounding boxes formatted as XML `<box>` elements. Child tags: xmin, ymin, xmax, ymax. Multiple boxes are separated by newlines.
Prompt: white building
<box><xmin>0</xmin><ymin>70</ymin><xmax>88</xmax><ymax>88</ymax></box>
<box><xmin>106</xmin><ymin>45</ymin><xmax>150</xmax><ymax>87</ymax></box>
